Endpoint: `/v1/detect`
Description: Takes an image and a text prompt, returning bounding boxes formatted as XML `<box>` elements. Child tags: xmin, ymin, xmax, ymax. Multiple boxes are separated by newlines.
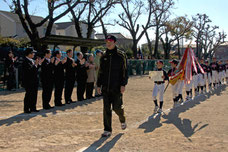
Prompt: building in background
<box><xmin>95</xmin><ymin>33</ymin><xmax>133</xmax><ymax>50</ymax></box>
<box><xmin>0</xmin><ymin>10</ymin><xmax>56</xmax><ymax>38</ymax></box>
<box><xmin>214</xmin><ymin>41</ymin><xmax>228</xmax><ymax>61</ymax></box>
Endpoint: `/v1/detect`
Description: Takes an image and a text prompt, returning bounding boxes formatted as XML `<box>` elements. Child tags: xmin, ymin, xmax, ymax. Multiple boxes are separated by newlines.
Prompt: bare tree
<box><xmin>4</xmin><ymin>0</ymin><xmax>83</xmax><ymax>51</ymax></box>
<box><xmin>192</xmin><ymin>13</ymin><xmax>211</xmax><ymax>59</ymax></box>
<box><xmin>68</xmin><ymin>0</ymin><xmax>118</xmax><ymax>53</ymax></box>
<box><xmin>160</xmin><ymin>16</ymin><xmax>193</xmax><ymax>59</ymax></box>
<box><xmin>116</xmin><ymin>0</ymin><xmax>155</xmax><ymax>58</ymax></box>
<box><xmin>201</xmin><ymin>26</ymin><xmax>227</xmax><ymax>59</ymax></box>
<box><xmin>170</xmin><ymin>16</ymin><xmax>193</xmax><ymax>59</ymax></box>
<box><xmin>149</xmin><ymin>0</ymin><xmax>174</xmax><ymax>59</ymax></box>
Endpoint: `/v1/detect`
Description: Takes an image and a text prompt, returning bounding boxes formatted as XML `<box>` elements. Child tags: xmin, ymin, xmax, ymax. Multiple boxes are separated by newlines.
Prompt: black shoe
<box><xmin>70</xmin><ymin>101</ymin><xmax>75</xmax><ymax>103</ymax></box>
<box><xmin>31</xmin><ymin>110</ymin><xmax>39</xmax><ymax>112</ymax></box>
<box><xmin>24</xmin><ymin>111</ymin><xmax>31</xmax><ymax>114</ymax></box>
<box><xmin>44</xmin><ymin>106</ymin><xmax>53</xmax><ymax>110</ymax></box>
<box><xmin>56</xmin><ymin>104</ymin><xmax>65</xmax><ymax>107</ymax></box>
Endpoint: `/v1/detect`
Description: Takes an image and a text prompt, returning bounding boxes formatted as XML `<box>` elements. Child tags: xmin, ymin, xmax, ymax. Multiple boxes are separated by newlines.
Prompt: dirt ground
<box><xmin>0</xmin><ymin>76</ymin><xmax>228</xmax><ymax>152</ymax></box>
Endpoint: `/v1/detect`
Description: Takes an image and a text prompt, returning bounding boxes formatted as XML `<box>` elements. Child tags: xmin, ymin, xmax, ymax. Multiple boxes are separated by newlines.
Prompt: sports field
<box><xmin>0</xmin><ymin>76</ymin><xmax>228</xmax><ymax>152</ymax></box>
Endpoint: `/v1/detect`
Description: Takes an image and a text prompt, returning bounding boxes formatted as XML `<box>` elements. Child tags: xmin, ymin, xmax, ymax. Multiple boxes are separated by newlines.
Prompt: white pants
<box><xmin>171</xmin><ymin>82</ymin><xmax>179</xmax><ymax>99</ymax></box>
<box><xmin>177</xmin><ymin>80</ymin><xmax>184</xmax><ymax>94</ymax></box>
<box><xmin>219</xmin><ymin>71</ymin><xmax>224</xmax><ymax>82</ymax></box>
<box><xmin>193</xmin><ymin>75</ymin><xmax>199</xmax><ymax>89</ymax></box>
<box><xmin>212</xmin><ymin>70</ymin><xmax>219</xmax><ymax>84</ymax></box>
<box><xmin>185</xmin><ymin>80</ymin><xmax>192</xmax><ymax>92</ymax></box>
<box><xmin>198</xmin><ymin>74</ymin><xmax>205</xmax><ymax>86</ymax></box>
<box><xmin>226</xmin><ymin>70</ymin><xmax>228</xmax><ymax>78</ymax></box>
<box><xmin>207</xmin><ymin>73</ymin><xmax>212</xmax><ymax>84</ymax></box>
<box><xmin>152</xmin><ymin>83</ymin><xmax>165</xmax><ymax>101</ymax></box>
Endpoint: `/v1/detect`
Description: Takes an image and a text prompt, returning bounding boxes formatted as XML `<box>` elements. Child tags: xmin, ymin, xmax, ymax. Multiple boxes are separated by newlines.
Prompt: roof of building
<box><xmin>0</xmin><ymin>10</ymin><xmax>44</xmax><ymax>24</ymax></box>
<box><xmin>55</xmin><ymin>22</ymin><xmax>74</xmax><ymax>30</ymax></box>
<box><xmin>95</xmin><ymin>33</ymin><xmax>132</xmax><ymax>40</ymax></box>
<box><xmin>220</xmin><ymin>41</ymin><xmax>228</xmax><ymax>46</ymax></box>
<box><xmin>38</xmin><ymin>35</ymin><xmax>105</xmax><ymax>47</ymax></box>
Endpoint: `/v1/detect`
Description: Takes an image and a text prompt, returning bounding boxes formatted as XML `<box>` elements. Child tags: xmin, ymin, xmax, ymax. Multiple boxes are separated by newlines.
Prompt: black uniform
<box><xmin>5</xmin><ymin>57</ymin><xmax>16</xmax><ymax>90</ymax></box>
<box><xmin>210</xmin><ymin>62</ymin><xmax>219</xmax><ymax>72</ymax></box>
<box><xmin>200</xmin><ymin>64</ymin><xmax>207</xmax><ymax>76</ymax></box>
<box><xmin>41</xmin><ymin>58</ymin><xmax>54</xmax><ymax>109</ymax></box>
<box><xmin>206</xmin><ymin>65</ymin><xmax>212</xmax><ymax>77</ymax></box>
<box><xmin>54</xmin><ymin>58</ymin><xmax>65</xmax><ymax>106</ymax></box>
<box><xmin>76</xmin><ymin>59</ymin><xmax>88</xmax><ymax>101</ymax></box>
<box><xmin>64</xmin><ymin>57</ymin><xmax>76</xmax><ymax>104</ymax></box>
<box><xmin>97</xmin><ymin>46</ymin><xmax>128</xmax><ymax>132</ymax></box>
<box><xmin>22</xmin><ymin>57</ymin><xmax>39</xmax><ymax>113</ymax></box>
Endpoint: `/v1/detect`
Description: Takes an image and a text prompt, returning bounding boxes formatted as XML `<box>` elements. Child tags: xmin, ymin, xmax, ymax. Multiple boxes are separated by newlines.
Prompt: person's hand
<box><xmin>51</xmin><ymin>57</ymin><xmax>55</xmax><ymax>63</ymax></box>
<box><xmin>97</xmin><ymin>87</ymin><xmax>102</xmax><ymax>95</ymax></box>
<box><xmin>149</xmin><ymin>76</ymin><xmax>151</xmax><ymax>79</ymax></box>
<box><xmin>72</xmin><ymin>61</ymin><xmax>77</xmax><ymax>67</ymax></box>
<box><xmin>85</xmin><ymin>62</ymin><xmax>89</xmax><ymax>67</ymax></box>
<box><xmin>62</xmin><ymin>57</ymin><xmax>67</xmax><ymax>64</ymax></box>
<box><xmin>80</xmin><ymin>59</ymin><xmax>85</xmax><ymax>65</ymax></box>
<box><xmin>120</xmin><ymin>86</ymin><xmax>125</xmax><ymax>94</ymax></box>
<box><xmin>39</xmin><ymin>58</ymin><xmax>45</xmax><ymax>65</ymax></box>
<box><xmin>55</xmin><ymin>58</ymin><xmax>60</xmax><ymax>65</ymax></box>
<box><xmin>162</xmin><ymin>76</ymin><xmax>165</xmax><ymax>80</ymax></box>
<box><xmin>35</xmin><ymin>58</ymin><xmax>39</xmax><ymax>66</ymax></box>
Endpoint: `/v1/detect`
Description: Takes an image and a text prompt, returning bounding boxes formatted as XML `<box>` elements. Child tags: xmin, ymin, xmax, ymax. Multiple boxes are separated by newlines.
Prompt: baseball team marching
<box><xmin>151</xmin><ymin>57</ymin><xmax>228</xmax><ymax>114</ymax></box>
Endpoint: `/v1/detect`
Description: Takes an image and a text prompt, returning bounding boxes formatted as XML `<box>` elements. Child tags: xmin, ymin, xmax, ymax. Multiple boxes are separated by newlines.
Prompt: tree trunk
<box><xmin>132</xmin><ymin>39</ymin><xmax>138</xmax><ymax>59</ymax></box>
<box><xmin>177</xmin><ymin>39</ymin><xmax>181</xmax><ymax>59</ymax></box>
<box><xmin>144</xmin><ymin>29</ymin><xmax>153</xmax><ymax>56</ymax></box>
<box><xmin>154</xmin><ymin>26</ymin><xmax>159</xmax><ymax>59</ymax></box>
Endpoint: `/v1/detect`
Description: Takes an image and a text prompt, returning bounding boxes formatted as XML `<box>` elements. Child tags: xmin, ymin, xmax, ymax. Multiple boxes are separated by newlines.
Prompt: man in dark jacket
<box><xmin>22</xmin><ymin>48</ymin><xmax>40</xmax><ymax>113</ymax></box>
<box><xmin>64</xmin><ymin>49</ymin><xmax>77</xmax><ymax>104</ymax></box>
<box><xmin>54</xmin><ymin>51</ymin><xmax>66</xmax><ymax>106</ymax></box>
<box><xmin>76</xmin><ymin>52</ymin><xmax>89</xmax><ymax>101</ymax></box>
<box><xmin>97</xmin><ymin>35</ymin><xmax>128</xmax><ymax>137</ymax></box>
<box><xmin>41</xmin><ymin>49</ymin><xmax>55</xmax><ymax>109</ymax></box>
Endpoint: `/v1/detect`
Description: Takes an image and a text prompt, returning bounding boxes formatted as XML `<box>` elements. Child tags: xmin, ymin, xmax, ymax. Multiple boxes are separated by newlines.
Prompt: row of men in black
<box><xmin>22</xmin><ymin>48</ymin><xmax>88</xmax><ymax>113</ymax></box>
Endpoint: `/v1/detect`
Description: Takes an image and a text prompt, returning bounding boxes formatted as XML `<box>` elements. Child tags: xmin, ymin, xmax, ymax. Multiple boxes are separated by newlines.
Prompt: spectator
<box><xmin>76</xmin><ymin>52</ymin><xmax>89</xmax><ymax>101</ymax></box>
<box><xmin>86</xmin><ymin>54</ymin><xmax>96</xmax><ymax>99</ymax></box>
<box><xmin>5</xmin><ymin>51</ymin><xmax>17</xmax><ymax>90</ymax></box>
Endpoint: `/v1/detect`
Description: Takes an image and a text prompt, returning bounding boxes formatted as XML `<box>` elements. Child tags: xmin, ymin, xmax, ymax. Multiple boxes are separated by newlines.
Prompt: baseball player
<box><xmin>218</xmin><ymin>60</ymin><xmax>225</xmax><ymax>85</ymax></box>
<box><xmin>210</xmin><ymin>57</ymin><xmax>219</xmax><ymax>89</ymax></box>
<box><xmin>205</xmin><ymin>61</ymin><xmax>212</xmax><ymax>90</ymax></box>
<box><xmin>199</xmin><ymin>59</ymin><xmax>207</xmax><ymax>93</ymax></box>
<box><xmin>151</xmin><ymin>60</ymin><xmax>169</xmax><ymax>113</ymax></box>
<box><xmin>167</xmin><ymin>59</ymin><xmax>179</xmax><ymax>107</ymax></box>
<box><xmin>225</xmin><ymin>60</ymin><xmax>228</xmax><ymax>83</ymax></box>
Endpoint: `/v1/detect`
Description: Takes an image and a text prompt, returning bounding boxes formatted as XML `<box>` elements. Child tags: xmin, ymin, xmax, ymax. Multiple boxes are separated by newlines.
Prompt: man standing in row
<box><xmin>41</xmin><ymin>49</ymin><xmax>55</xmax><ymax>110</ymax></box>
<box><xmin>97</xmin><ymin>35</ymin><xmax>128</xmax><ymax>137</ymax></box>
<box><xmin>54</xmin><ymin>51</ymin><xmax>67</xmax><ymax>106</ymax></box>
<box><xmin>22</xmin><ymin>48</ymin><xmax>41</xmax><ymax>113</ymax></box>
<box><xmin>64</xmin><ymin>49</ymin><xmax>77</xmax><ymax>104</ymax></box>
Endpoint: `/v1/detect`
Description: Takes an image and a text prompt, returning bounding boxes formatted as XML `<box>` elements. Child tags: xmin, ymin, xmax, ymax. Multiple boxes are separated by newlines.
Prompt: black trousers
<box><xmin>42</xmin><ymin>80</ymin><xmax>54</xmax><ymax>108</ymax></box>
<box><xmin>64</xmin><ymin>78</ymin><xmax>75</xmax><ymax>103</ymax></box>
<box><xmin>102</xmin><ymin>87</ymin><xmax>125</xmax><ymax>132</ymax></box>
<box><xmin>86</xmin><ymin>82</ymin><xmax>94</xmax><ymax>99</ymax></box>
<box><xmin>77</xmin><ymin>79</ymin><xmax>86</xmax><ymax>101</ymax></box>
<box><xmin>24</xmin><ymin>84</ymin><xmax>38</xmax><ymax>112</ymax></box>
<box><xmin>54</xmin><ymin>78</ymin><xmax>64</xmax><ymax>105</ymax></box>
<box><xmin>7</xmin><ymin>71</ymin><xmax>15</xmax><ymax>90</ymax></box>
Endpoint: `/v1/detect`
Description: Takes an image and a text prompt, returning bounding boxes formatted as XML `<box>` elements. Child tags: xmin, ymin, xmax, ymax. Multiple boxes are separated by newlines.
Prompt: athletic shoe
<box><xmin>154</xmin><ymin>106</ymin><xmax>159</xmax><ymax>113</ymax></box>
<box><xmin>121</xmin><ymin>123</ymin><xmax>127</xmax><ymax>130</ymax></box>
<box><xmin>186</xmin><ymin>95</ymin><xmax>189</xmax><ymax>100</ymax></box>
<box><xmin>179</xmin><ymin>99</ymin><xmax>184</xmax><ymax>104</ymax></box>
<box><xmin>101</xmin><ymin>131</ymin><xmax>111</xmax><ymax>137</ymax></box>
<box><xmin>157</xmin><ymin>108</ymin><xmax>162</xmax><ymax>113</ymax></box>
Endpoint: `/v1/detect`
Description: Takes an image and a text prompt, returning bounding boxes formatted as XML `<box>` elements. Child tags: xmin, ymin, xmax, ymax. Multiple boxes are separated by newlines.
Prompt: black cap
<box><xmin>105</xmin><ymin>35</ymin><xmax>117</xmax><ymax>42</ymax></box>
<box><xmin>25</xmin><ymin>48</ymin><xmax>36</xmax><ymax>56</ymax></box>
<box><xmin>169</xmin><ymin>59</ymin><xmax>178</xmax><ymax>65</ymax></box>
